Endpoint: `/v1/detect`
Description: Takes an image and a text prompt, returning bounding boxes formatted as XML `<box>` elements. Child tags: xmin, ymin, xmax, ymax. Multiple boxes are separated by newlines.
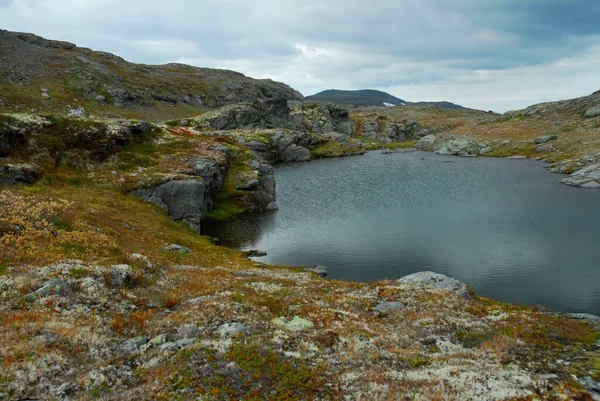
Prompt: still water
<box><xmin>203</xmin><ymin>151</ymin><xmax>600</xmax><ymax>314</ymax></box>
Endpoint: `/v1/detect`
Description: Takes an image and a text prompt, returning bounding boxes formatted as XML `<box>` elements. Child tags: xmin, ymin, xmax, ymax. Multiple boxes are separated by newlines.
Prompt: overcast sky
<box><xmin>1</xmin><ymin>0</ymin><xmax>600</xmax><ymax>112</ymax></box>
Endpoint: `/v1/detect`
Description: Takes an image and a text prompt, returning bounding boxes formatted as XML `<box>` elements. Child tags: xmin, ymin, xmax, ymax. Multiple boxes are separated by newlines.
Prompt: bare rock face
<box><xmin>133</xmin><ymin>180</ymin><xmax>205</xmax><ymax>233</ymax></box>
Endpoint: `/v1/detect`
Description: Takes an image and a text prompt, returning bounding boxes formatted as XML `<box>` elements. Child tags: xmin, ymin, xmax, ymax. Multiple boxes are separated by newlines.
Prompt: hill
<box><xmin>305</xmin><ymin>89</ymin><xmax>408</xmax><ymax>107</ymax></box>
<box><xmin>0</xmin><ymin>30</ymin><xmax>303</xmax><ymax>121</ymax></box>
<box><xmin>306</xmin><ymin>89</ymin><xmax>467</xmax><ymax>109</ymax></box>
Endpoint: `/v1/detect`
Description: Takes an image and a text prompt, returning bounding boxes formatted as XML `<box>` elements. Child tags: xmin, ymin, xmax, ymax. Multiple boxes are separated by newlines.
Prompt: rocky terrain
<box><xmin>2</xmin><ymin>31</ymin><xmax>600</xmax><ymax>400</ymax></box>
<box><xmin>0</xmin><ymin>30</ymin><xmax>302</xmax><ymax>121</ymax></box>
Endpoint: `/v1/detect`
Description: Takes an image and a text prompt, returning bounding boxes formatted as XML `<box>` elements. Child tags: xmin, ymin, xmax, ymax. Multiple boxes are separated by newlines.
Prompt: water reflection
<box><xmin>203</xmin><ymin>151</ymin><xmax>600</xmax><ymax>314</ymax></box>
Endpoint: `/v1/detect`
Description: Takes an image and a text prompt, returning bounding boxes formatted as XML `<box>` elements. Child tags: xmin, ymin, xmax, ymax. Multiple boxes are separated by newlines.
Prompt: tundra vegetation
<box><xmin>2</xmin><ymin>29</ymin><xmax>600</xmax><ymax>400</ymax></box>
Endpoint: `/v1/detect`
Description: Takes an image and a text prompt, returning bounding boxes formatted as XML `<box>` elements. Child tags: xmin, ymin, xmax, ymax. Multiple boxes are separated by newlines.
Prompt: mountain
<box><xmin>0</xmin><ymin>30</ymin><xmax>303</xmax><ymax>121</ymax></box>
<box><xmin>305</xmin><ymin>89</ymin><xmax>407</xmax><ymax>107</ymax></box>
<box><xmin>306</xmin><ymin>89</ymin><xmax>467</xmax><ymax>109</ymax></box>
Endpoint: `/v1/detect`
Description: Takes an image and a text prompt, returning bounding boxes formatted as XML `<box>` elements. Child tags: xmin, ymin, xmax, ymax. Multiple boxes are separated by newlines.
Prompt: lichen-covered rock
<box><xmin>415</xmin><ymin>134</ymin><xmax>436</xmax><ymax>150</ymax></box>
<box><xmin>561</xmin><ymin>163</ymin><xmax>600</xmax><ymax>188</ymax></box>
<box><xmin>584</xmin><ymin>106</ymin><xmax>600</xmax><ymax>119</ymax></box>
<box><xmin>161</xmin><ymin>244</ymin><xmax>192</xmax><ymax>254</ymax></box>
<box><xmin>374</xmin><ymin>301</ymin><xmax>405</xmax><ymax>313</ymax></box>
<box><xmin>398</xmin><ymin>271</ymin><xmax>471</xmax><ymax>298</ymax></box>
<box><xmin>434</xmin><ymin>138</ymin><xmax>486</xmax><ymax>157</ymax></box>
<box><xmin>272</xmin><ymin>316</ymin><xmax>314</xmax><ymax>332</ymax></box>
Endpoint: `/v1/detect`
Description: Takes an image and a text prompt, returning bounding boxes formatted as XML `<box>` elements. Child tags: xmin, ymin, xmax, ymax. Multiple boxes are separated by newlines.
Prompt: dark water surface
<box><xmin>203</xmin><ymin>151</ymin><xmax>600</xmax><ymax>314</ymax></box>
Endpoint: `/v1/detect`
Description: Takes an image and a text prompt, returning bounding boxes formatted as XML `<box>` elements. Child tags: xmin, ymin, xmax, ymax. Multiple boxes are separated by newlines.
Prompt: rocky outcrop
<box><xmin>561</xmin><ymin>163</ymin><xmax>600</xmax><ymax>188</ymax></box>
<box><xmin>292</xmin><ymin>103</ymin><xmax>355</xmax><ymax>135</ymax></box>
<box><xmin>133</xmin><ymin>179</ymin><xmax>205</xmax><ymax>232</ymax></box>
<box><xmin>359</xmin><ymin>117</ymin><xmax>433</xmax><ymax>143</ymax></box>
<box><xmin>188</xmin><ymin>156</ymin><xmax>227</xmax><ymax>212</ymax></box>
<box><xmin>198</xmin><ymin>98</ymin><xmax>294</xmax><ymax>130</ymax></box>
<box><xmin>243</xmin><ymin>159</ymin><xmax>278</xmax><ymax>211</ymax></box>
<box><xmin>279</xmin><ymin>144</ymin><xmax>311</xmax><ymax>162</ymax></box>
<box><xmin>193</xmin><ymin>100</ymin><xmax>355</xmax><ymax>137</ymax></box>
<box><xmin>0</xmin><ymin>163</ymin><xmax>43</xmax><ymax>184</ymax></box>
<box><xmin>0</xmin><ymin>30</ymin><xmax>303</xmax><ymax>119</ymax></box>
<box><xmin>397</xmin><ymin>271</ymin><xmax>471</xmax><ymax>298</ymax></box>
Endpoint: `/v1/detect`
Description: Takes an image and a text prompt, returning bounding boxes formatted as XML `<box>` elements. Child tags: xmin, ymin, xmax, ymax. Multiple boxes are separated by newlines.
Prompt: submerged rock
<box><xmin>397</xmin><ymin>271</ymin><xmax>471</xmax><ymax>298</ymax></box>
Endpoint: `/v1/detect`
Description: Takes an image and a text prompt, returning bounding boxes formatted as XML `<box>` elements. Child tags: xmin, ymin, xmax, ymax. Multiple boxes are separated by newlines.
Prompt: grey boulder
<box><xmin>134</xmin><ymin>180</ymin><xmax>204</xmax><ymax>232</ymax></box>
<box><xmin>415</xmin><ymin>135</ymin><xmax>436</xmax><ymax>150</ymax></box>
<box><xmin>279</xmin><ymin>144</ymin><xmax>311</xmax><ymax>162</ymax></box>
<box><xmin>397</xmin><ymin>271</ymin><xmax>471</xmax><ymax>298</ymax></box>
<box><xmin>534</xmin><ymin>135</ymin><xmax>558</xmax><ymax>144</ymax></box>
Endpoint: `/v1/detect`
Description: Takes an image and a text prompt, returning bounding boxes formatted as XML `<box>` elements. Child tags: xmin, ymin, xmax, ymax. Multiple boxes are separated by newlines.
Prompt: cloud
<box><xmin>1</xmin><ymin>0</ymin><xmax>600</xmax><ymax>111</ymax></box>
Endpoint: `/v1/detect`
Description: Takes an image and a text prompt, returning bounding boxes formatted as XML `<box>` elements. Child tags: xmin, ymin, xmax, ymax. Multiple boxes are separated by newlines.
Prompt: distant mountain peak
<box><xmin>305</xmin><ymin>89</ymin><xmax>466</xmax><ymax>110</ymax></box>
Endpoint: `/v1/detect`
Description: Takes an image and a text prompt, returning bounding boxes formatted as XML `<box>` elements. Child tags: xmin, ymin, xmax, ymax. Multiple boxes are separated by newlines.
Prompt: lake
<box><xmin>203</xmin><ymin>150</ymin><xmax>600</xmax><ymax>315</ymax></box>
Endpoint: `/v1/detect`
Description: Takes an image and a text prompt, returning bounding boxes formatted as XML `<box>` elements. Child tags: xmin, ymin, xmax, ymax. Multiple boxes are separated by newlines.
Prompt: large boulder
<box><xmin>397</xmin><ymin>271</ymin><xmax>471</xmax><ymax>298</ymax></box>
<box><xmin>133</xmin><ymin>180</ymin><xmax>205</xmax><ymax>232</ymax></box>
<box><xmin>561</xmin><ymin>163</ymin><xmax>600</xmax><ymax>188</ymax></box>
<box><xmin>188</xmin><ymin>156</ymin><xmax>227</xmax><ymax>211</ymax></box>
<box><xmin>279</xmin><ymin>144</ymin><xmax>311</xmax><ymax>162</ymax></box>
<box><xmin>434</xmin><ymin>138</ymin><xmax>486</xmax><ymax>157</ymax></box>
<box><xmin>415</xmin><ymin>135</ymin><xmax>436</xmax><ymax>150</ymax></box>
<box><xmin>584</xmin><ymin>106</ymin><xmax>600</xmax><ymax>119</ymax></box>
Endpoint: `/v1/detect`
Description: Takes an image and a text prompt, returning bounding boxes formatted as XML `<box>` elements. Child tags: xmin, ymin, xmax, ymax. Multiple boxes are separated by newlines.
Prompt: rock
<box><xmin>161</xmin><ymin>244</ymin><xmax>192</xmax><ymax>254</ymax></box>
<box><xmin>108</xmin><ymin>264</ymin><xmax>133</xmax><ymax>288</ymax></box>
<box><xmin>272</xmin><ymin>316</ymin><xmax>314</xmax><ymax>332</ymax></box>
<box><xmin>133</xmin><ymin>179</ymin><xmax>204</xmax><ymax>233</ymax></box>
<box><xmin>24</xmin><ymin>278</ymin><xmax>71</xmax><ymax>301</ymax></box>
<box><xmin>177</xmin><ymin>324</ymin><xmax>200</xmax><ymax>338</ymax></box>
<box><xmin>534</xmin><ymin>135</ymin><xmax>558</xmax><ymax>144</ymax></box>
<box><xmin>217</xmin><ymin>322</ymin><xmax>247</xmax><ymax>336</ymax></box>
<box><xmin>479</xmin><ymin>147</ymin><xmax>493</xmax><ymax>155</ymax></box>
<box><xmin>506</xmin><ymin>155</ymin><xmax>528</xmax><ymax>159</ymax></box>
<box><xmin>397</xmin><ymin>271</ymin><xmax>471</xmax><ymax>298</ymax></box>
<box><xmin>561</xmin><ymin>163</ymin><xmax>600</xmax><ymax>188</ymax></box>
<box><xmin>239</xmin><ymin>178</ymin><xmax>260</xmax><ymax>191</ymax></box>
<box><xmin>127</xmin><ymin>253</ymin><xmax>153</xmax><ymax>270</ymax></box>
<box><xmin>305</xmin><ymin>265</ymin><xmax>328</xmax><ymax>277</ymax></box>
<box><xmin>535</xmin><ymin>143</ymin><xmax>556</xmax><ymax>153</ymax></box>
<box><xmin>434</xmin><ymin>138</ymin><xmax>482</xmax><ymax>157</ymax></box>
<box><xmin>67</xmin><ymin>107</ymin><xmax>87</xmax><ymax>118</ymax></box>
<box><xmin>374</xmin><ymin>301</ymin><xmax>405</xmax><ymax>313</ymax></box>
<box><xmin>323</xmin><ymin>132</ymin><xmax>348</xmax><ymax>142</ymax></box>
<box><xmin>584</xmin><ymin>106</ymin><xmax>600</xmax><ymax>119</ymax></box>
<box><xmin>566</xmin><ymin>313</ymin><xmax>600</xmax><ymax>326</ymax></box>
<box><xmin>279</xmin><ymin>144</ymin><xmax>311</xmax><ymax>162</ymax></box>
<box><xmin>415</xmin><ymin>135</ymin><xmax>436</xmax><ymax>150</ymax></box>
<box><xmin>1</xmin><ymin>163</ymin><xmax>43</xmax><ymax>184</ymax></box>
<box><xmin>121</xmin><ymin>336</ymin><xmax>149</xmax><ymax>352</ymax></box>
<box><xmin>244</xmin><ymin>250</ymin><xmax>267</xmax><ymax>257</ymax></box>
<box><xmin>159</xmin><ymin>338</ymin><xmax>196</xmax><ymax>351</ymax></box>
<box><xmin>501</xmin><ymin>140</ymin><xmax>511</xmax><ymax>145</ymax></box>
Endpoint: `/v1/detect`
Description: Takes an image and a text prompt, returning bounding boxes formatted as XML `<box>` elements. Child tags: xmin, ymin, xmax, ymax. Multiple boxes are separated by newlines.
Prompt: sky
<box><xmin>1</xmin><ymin>0</ymin><xmax>600</xmax><ymax>112</ymax></box>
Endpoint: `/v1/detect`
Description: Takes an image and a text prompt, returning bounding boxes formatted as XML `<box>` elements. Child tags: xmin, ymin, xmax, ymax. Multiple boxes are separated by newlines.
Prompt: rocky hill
<box><xmin>306</xmin><ymin>89</ymin><xmax>467</xmax><ymax>109</ymax></box>
<box><xmin>2</xmin><ymin>109</ymin><xmax>600</xmax><ymax>400</ymax></box>
<box><xmin>0</xmin><ymin>30</ymin><xmax>303</xmax><ymax>121</ymax></box>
